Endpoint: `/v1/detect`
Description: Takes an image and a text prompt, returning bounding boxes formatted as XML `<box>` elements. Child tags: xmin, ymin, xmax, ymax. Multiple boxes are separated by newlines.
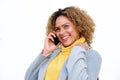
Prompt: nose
<box><xmin>59</xmin><ymin>28</ymin><xmax>65</xmax><ymax>35</ymax></box>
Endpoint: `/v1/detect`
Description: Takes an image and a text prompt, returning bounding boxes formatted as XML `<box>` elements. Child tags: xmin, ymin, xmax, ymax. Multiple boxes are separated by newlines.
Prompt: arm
<box><xmin>25</xmin><ymin>32</ymin><xmax>61</xmax><ymax>80</ymax></box>
<box><xmin>25</xmin><ymin>52</ymin><xmax>51</xmax><ymax>80</ymax></box>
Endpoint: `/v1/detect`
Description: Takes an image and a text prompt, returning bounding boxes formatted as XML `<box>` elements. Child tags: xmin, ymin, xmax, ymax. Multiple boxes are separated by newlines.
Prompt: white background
<box><xmin>0</xmin><ymin>0</ymin><xmax>120</xmax><ymax>80</ymax></box>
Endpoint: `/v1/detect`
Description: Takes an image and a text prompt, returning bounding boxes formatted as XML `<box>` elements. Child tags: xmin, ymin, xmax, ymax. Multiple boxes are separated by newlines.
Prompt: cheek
<box><xmin>71</xmin><ymin>30</ymin><xmax>80</xmax><ymax>38</ymax></box>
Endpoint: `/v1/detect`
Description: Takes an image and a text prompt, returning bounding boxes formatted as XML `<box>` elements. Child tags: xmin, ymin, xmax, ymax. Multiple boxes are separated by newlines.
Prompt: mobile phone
<box><xmin>52</xmin><ymin>35</ymin><xmax>60</xmax><ymax>45</ymax></box>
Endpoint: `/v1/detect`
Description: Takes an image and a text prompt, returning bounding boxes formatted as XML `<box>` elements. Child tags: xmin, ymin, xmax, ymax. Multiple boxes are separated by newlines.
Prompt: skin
<box><xmin>54</xmin><ymin>15</ymin><xmax>80</xmax><ymax>47</ymax></box>
<box><xmin>42</xmin><ymin>15</ymin><xmax>87</xmax><ymax>55</ymax></box>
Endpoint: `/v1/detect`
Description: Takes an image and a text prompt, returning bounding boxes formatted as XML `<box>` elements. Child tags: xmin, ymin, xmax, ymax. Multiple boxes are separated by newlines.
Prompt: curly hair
<box><xmin>46</xmin><ymin>6</ymin><xmax>95</xmax><ymax>47</ymax></box>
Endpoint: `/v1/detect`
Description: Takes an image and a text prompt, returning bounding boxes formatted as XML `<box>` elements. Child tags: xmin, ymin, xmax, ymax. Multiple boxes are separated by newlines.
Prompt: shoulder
<box><xmin>86</xmin><ymin>48</ymin><xmax>102</xmax><ymax>68</ymax></box>
<box><xmin>85</xmin><ymin>49</ymin><xmax>102</xmax><ymax>78</ymax></box>
<box><xmin>86</xmin><ymin>48</ymin><xmax>102</xmax><ymax>61</ymax></box>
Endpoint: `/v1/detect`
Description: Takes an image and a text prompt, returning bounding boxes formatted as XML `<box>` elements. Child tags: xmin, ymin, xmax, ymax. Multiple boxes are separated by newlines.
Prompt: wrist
<box><xmin>42</xmin><ymin>49</ymin><xmax>50</xmax><ymax>55</ymax></box>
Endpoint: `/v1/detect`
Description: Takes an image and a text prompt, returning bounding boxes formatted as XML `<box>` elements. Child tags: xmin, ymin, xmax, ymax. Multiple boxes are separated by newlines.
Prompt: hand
<box><xmin>42</xmin><ymin>32</ymin><xmax>60</xmax><ymax>55</ymax></box>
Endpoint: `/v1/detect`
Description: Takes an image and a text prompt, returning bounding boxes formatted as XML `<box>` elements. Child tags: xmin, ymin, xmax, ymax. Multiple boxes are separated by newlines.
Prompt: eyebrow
<box><xmin>55</xmin><ymin>22</ymin><xmax>69</xmax><ymax>28</ymax></box>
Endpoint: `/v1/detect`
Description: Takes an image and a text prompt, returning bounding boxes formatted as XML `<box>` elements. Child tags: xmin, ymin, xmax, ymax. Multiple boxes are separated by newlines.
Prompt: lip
<box><xmin>61</xmin><ymin>35</ymin><xmax>69</xmax><ymax>42</ymax></box>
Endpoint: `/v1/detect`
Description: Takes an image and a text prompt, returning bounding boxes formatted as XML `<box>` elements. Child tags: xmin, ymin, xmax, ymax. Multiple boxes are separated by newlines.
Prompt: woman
<box><xmin>25</xmin><ymin>6</ymin><xmax>102</xmax><ymax>80</ymax></box>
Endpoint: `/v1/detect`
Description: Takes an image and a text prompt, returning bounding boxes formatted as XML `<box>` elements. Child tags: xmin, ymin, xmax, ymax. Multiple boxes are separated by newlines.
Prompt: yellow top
<box><xmin>44</xmin><ymin>37</ymin><xmax>85</xmax><ymax>80</ymax></box>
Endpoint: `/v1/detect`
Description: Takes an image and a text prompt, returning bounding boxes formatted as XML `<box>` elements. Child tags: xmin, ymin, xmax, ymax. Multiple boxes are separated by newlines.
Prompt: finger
<box><xmin>49</xmin><ymin>32</ymin><xmax>56</xmax><ymax>38</ymax></box>
<box><xmin>50</xmin><ymin>36</ymin><xmax>54</xmax><ymax>42</ymax></box>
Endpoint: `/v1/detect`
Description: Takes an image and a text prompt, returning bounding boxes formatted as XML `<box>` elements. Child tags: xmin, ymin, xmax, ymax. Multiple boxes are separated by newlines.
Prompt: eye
<box><xmin>64</xmin><ymin>24</ymin><xmax>69</xmax><ymax>29</ymax></box>
<box><xmin>54</xmin><ymin>27</ymin><xmax>60</xmax><ymax>32</ymax></box>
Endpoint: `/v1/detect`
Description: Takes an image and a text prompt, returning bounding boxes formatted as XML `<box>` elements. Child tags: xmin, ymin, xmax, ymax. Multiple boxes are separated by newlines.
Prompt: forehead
<box><xmin>55</xmin><ymin>15</ymin><xmax>72</xmax><ymax>27</ymax></box>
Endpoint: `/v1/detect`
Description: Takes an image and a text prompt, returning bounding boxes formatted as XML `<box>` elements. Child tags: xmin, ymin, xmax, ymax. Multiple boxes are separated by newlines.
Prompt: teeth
<box><xmin>62</xmin><ymin>36</ymin><xmax>69</xmax><ymax>40</ymax></box>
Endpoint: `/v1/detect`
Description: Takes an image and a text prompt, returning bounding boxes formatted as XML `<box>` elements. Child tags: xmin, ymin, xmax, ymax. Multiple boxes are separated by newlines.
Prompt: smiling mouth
<box><xmin>61</xmin><ymin>35</ymin><xmax>70</xmax><ymax>42</ymax></box>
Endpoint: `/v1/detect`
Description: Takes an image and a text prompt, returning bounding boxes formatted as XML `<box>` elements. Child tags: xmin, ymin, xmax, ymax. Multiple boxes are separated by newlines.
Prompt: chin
<box><xmin>62</xmin><ymin>43</ymin><xmax>72</xmax><ymax>47</ymax></box>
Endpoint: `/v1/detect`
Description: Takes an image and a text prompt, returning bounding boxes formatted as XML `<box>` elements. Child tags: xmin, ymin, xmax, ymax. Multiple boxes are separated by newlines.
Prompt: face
<box><xmin>54</xmin><ymin>15</ymin><xmax>80</xmax><ymax>47</ymax></box>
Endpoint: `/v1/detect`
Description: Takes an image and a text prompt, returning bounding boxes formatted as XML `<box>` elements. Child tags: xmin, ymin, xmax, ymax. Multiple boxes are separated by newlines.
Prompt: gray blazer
<box><xmin>25</xmin><ymin>46</ymin><xmax>102</xmax><ymax>80</ymax></box>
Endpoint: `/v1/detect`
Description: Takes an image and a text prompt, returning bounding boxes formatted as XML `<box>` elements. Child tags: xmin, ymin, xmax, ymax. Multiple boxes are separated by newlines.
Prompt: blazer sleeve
<box><xmin>24</xmin><ymin>52</ymin><xmax>51</xmax><ymax>80</ymax></box>
<box><xmin>66</xmin><ymin>46</ymin><xmax>102</xmax><ymax>80</ymax></box>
